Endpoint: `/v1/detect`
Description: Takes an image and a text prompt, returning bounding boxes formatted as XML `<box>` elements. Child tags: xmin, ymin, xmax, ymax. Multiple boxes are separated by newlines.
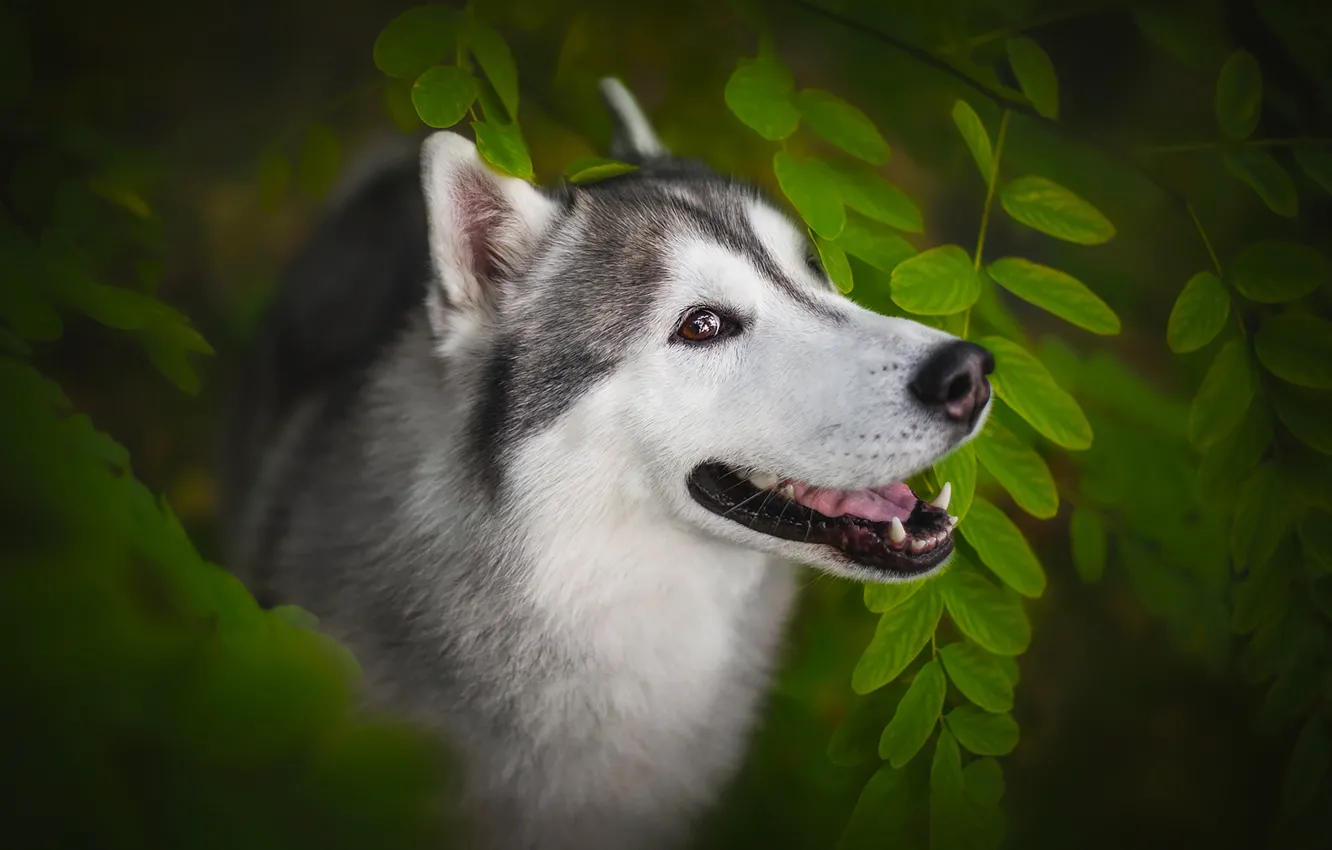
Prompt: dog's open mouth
<box><xmin>687</xmin><ymin>463</ymin><xmax>957</xmax><ymax>574</ymax></box>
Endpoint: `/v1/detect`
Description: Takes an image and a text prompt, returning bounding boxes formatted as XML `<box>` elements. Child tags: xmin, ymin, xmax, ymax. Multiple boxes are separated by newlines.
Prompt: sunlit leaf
<box><xmin>973</xmin><ymin>417</ymin><xmax>1058</xmax><ymax>518</ymax></box>
<box><xmin>951</xmin><ymin>100</ymin><xmax>994</xmax><ymax>184</ymax></box>
<box><xmin>1005</xmin><ymin>37</ymin><xmax>1059</xmax><ymax>119</ymax></box>
<box><xmin>1000</xmin><ymin>176</ymin><xmax>1115</xmax><ymax>245</ymax></box>
<box><xmin>829</xmin><ymin>162</ymin><xmax>923</xmax><ymax>233</ymax></box>
<box><xmin>941</xmin><ymin>560</ymin><xmax>1031</xmax><ymax>656</ymax></box>
<box><xmin>1215</xmin><ymin>49</ymin><xmax>1262</xmax><ymax>140</ymax></box>
<box><xmin>467</xmin><ymin>18</ymin><xmax>519</xmax><ymax>121</ymax></box>
<box><xmin>852</xmin><ymin>585</ymin><xmax>943</xmax><ymax>694</ymax></box>
<box><xmin>816</xmin><ymin>237</ymin><xmax>854</xmax><ymax>293</ymax></box>
<box><xmin>1069</xmin><ymin>506</ymin><xmax>1107</xmax><ymax>583</ymax></box>
<box><xmin>1224</xmin><ymin>147</ymin><xmax>1297</xmax><ymax>218</ymax></box>
<box><xmin>865</xmin><ymin>578</ymin><xmax>924</xmax><ymax>613</ymax></box>
<box><xmin>1188</xmin><ymin>338</ymin><xmax>1256</xmax><ymax>449</ymax></box>
<box><xmin>890</xmin><ymin>245</ymin><xmax>980</xmax><ymax>315</ymax></box>
<box><xmin>940</xmin><ymin>642</ymin><xmax>1013</xmax><ymax>712</ymax></box>
<box><xmin>773</xmin><ymin>153</ymin><xmax>844</xmax><ymax>239</ymax></box>
<box><xmin>946</xmin><ymin>706</ymin><xmax>1019</xmax><ymax>756</ymax></box>
<box><xmin>933</xmin><ymin>443</ymin><xmax>975</xmax><ymax>521</ymax></box>
<box><xmin>979</xmin><ymin>335</ymin><xmax>1093</xmax><ymax>450</ymax></box>
<box><xmin>834</xmin><ymin>217</ymin><xmax>916</xmax><ymax>273</ymax></box>
<box><xmin>564</xmin><ymin>156</ymin><xmax>637</xmax><ymax>184</ymax></box>
<box><xmin>373</xmin><ymin>4</ymin><xmax>462</xmax><ymax>79</ymax></box>
<box><xmin>412</xmin><ymin>66</ymin><xmax>480</xmax><ymax>129</ymax></box>
<box><xmin>880</xmin><ymin>659</ymin><xmax>945</xmax><ymax>767</ymax></box>
<box><xmin>1232</xmin><ymin>240</ymin><xmax>1327</xmax><ymax>305</ymax></box>
<box><xmin>1254</xmin><ymin>311</ymin><xmax>1332</xmax><ymax>389</ymax></box>
<box><xmin>471</xmin><ymin>121</ymin><xmax>532</xmax><ymax>180</ymax></box>
<box><xmin>724</xmin><ymin>41</ymin><xmax>799</xmax><ymax>141</ymax></box>
<box><xmin>1167</xmin><ymin>271</ymin><xmax>1230</xmax><ymax>353</ymax></box>
<box><xmin>988</xmin><ymin>256</ymin><xmax>1118</xmax><ymax>335</ymax></box>
<box><xmin>796</xmin><ymin>89</ymin><xmax>889</xmax><ymax>164</ymax></box>
<box><xmin>959</xmin><ymin>497</ymin><xmax>1046</xmax><ymax>598</ymax></box>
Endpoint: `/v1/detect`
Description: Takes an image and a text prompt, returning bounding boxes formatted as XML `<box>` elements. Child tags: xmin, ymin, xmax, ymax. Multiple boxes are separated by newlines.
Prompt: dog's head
<box><xmin>420</xmin><ymin>80</ymin><xmax>992</xmax><ymax>583</ymax></box>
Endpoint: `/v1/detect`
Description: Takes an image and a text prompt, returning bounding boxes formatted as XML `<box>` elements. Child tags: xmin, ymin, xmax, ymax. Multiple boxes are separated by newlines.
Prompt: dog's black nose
<box><xmin>910</xmin><ymin>340</ymin><xmax>995</xmax><ymax>425</ymax></box>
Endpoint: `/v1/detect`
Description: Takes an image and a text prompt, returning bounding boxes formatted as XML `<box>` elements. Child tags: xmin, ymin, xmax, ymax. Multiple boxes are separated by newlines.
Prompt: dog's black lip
<box><xmin>686</xmin><ymin>462</ymin><xmax>953</xmax><ymax>575</ymax></box>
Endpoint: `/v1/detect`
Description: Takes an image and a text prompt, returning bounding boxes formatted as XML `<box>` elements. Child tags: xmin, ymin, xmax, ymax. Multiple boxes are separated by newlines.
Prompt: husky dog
<box><xmin>223</xmin><ymin>78</ymin><xmax>993</xmax><ymax>850</ymax></box>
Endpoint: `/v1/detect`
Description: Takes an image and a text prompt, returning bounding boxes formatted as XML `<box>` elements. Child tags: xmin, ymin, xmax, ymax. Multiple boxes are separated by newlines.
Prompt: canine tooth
<box><xmin>778</xmin><ymin>484</ymin><xmax>796</xmax><ymax>500</ymax></box>
<box><xmin>948</xmin><ymin>515</ymin><xmax>959</xmax><ymax>527</ymax></box>
<box><xmin>889</xmin><ymin>517</ymin><xmax>906</xmax><ymax>544</ymax></box>
<box><xmin>930</xmin><ymin>482</ymin><xmax>952</xmax><ymax>511</ymax></box>
<box><xmin>750</xmin><ymin>472</ymin><xmax>778</xmax><ymax>490</ymax></box>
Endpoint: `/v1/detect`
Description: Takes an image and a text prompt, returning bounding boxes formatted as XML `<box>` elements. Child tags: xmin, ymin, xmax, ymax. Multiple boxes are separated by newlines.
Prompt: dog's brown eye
<box><xmin>677</xmin><ymin>308</ymin><xmax>724</xmax><ymax>342</ymax></box>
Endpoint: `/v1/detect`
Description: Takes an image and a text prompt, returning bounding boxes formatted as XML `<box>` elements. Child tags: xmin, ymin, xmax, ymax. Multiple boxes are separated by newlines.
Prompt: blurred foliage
<box><xmin>4</xmin><ymin>0</ymin><xmax>1332</xmax><ymax>847</ymax></box>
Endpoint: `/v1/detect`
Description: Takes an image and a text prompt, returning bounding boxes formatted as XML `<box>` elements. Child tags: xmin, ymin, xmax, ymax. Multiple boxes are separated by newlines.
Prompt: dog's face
<box><xmin>421</xmin><ymin>83</ymin><xmax>992</xmax><ymax>583</ymax></box>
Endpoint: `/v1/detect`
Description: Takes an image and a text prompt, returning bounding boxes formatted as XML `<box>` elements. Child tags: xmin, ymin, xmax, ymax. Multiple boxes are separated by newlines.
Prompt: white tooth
<box><xmin>911</xmin><ymin>539</ymin><xmax>928</xmax><ymax>553</ymax></box>
<box><xmin>779</xmin><ymin>484</ymin><xmax>796</xmax><ymax>500</ymax></box>
<box><xmin>948</xmin><ymin>515</ymin><xmax>959</xmax><ymax>527</ymax></box>
<box><xmin>750</xmin><ymin>472</ymin><xmax>778</xmax><ymax>490</ymax></box>
<box><xmin>889</xmin><ymin>517</ymin><xmax>907</xmax><ymax>544</ymax></box>
<box><xmin>930</xmin><ymin>482</ymin><xmax>952</xmax><ymax>511</ymax></box>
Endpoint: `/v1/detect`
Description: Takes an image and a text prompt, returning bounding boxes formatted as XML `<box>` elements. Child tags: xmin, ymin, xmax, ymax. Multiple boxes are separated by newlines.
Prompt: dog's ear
<box><xmin>420</xmin><ymin>131</ymin><xmax>557</xmax><ymax>325</ymax></box>
<box><xmin>599</xmin><ymin>77</ymin><xmax>669</xmax><ymax>163</ymax></box>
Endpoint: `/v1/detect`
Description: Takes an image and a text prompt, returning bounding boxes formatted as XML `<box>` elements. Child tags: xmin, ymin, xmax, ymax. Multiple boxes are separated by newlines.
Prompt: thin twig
<box><xmin>974</xmin><ymin>110</ymin><xmax>1012</xmax><ymax>272</ymax></box>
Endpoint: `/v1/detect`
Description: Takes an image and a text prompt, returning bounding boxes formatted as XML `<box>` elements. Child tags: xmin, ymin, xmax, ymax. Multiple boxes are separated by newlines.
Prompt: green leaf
<box><xmin>960</xmin><ymin>497</ymin><xmax>1046</xmax><ymax>598</ymax></box>
<box><xmin>933</xmin><ymin>444</ymin><xmax>976</xmax><ymax>521</ymax></box>
<box><xmin>986</xmin><ymin>257</ymin><xmax>1119</xmax><ymax>335</ymax></box>
<box><xmin>270</xmin><ymin>604</ymin><xmax>320</xmax><ymax>630</ymax></box>
<box><xmin>929</xmin><ymin>729</ymin><xmax>967</xmax><ymax>850</ymax></box>
<box><xmin>52</xmin><ymin>277</ymin><xmax>153</xmax><ymax>331</ymax></box>
<box><xmin>837</xmin><ymin>762</ymin><xmax>917</xmax><ymax>850</ymax></box>
<box><xmin>964</xmin><ymin>758</ymin><xmax>1005</xmax><ymax>807</ymax></box>
<box><xmin>773</xmin><ymin>153</ymin><xmax>844</xmax><ymax>239</ymax></box>
<box><xmin>951</xmin><ymin>100</ymin><xmax>994</xmax><ymax>184</ymax></box>
<box><xmin>724</xmin><ymin>45</ymin><xmax>800</xmax><ymax>141</ymax></box>
<box><xmin>1069</xmin><ymin>506</ymin><xmax>1107</xmax><ymax>583</ymax></box>
<box><xmin>257</xmin><ymin>149</ymin><xmax>291</xmax><ymax>211</ymax></box>
<box><xmin>1230</xmin><ymin>241</ymin><xmax>1327</xmax><ymax>303</ymax></box>
<box><xmin>1188</xmin><ymin>338</ymin><xmax>1256</xmax><ymax>449</ymax></box>
<box><xmin>828</xmin><ymin>683</ymin><xmax>907</xmax><ymax>767</ymax></box>
<box><xmin>1271</xmin><ymin>383</ymin><xmax>1332</xmax><ymax>455</ymax></box>
<box><xmin>1167</xmin><ymin>271</ymin><xmax>1230</xmax><ymax>353</ymax></box>
<box><xmin>946</xmin><ymin>706</ymin><xmax>1019</xmax><ymax>756</ymax></box>
<box><xmin>890</xmin><ymin>245</ymin><xmax>980</xmax><ymax>315</ymax></box>
<box><xmin>1279</xmin><ymin>716</ymin><xmax>1330</xmax><ymax>819</ymax></box>
<box><xmin>864</xmin><ymin>578</ymin><xmax>924</xmax><ymax>613</ymax></box>
<box><xmin>828</xmin><ymin>162</ymin><xmax>923</xmax><ymax>233</ymax></box>
<box><xmin>979</xmin><ymin>335</ymin><xmax>1093</xmax><ymax>450</ymax></box>
<box><xmin>1000</xmin><ymin>176</ymin><xmax>1115</xmax><ymax>245</ymax></box>
<box><xmin>467</xmin><ymin>19</ymin><xmax>519</xmax><ymax>121</ymax></box>
<box><xmin>940</xmin><ymin>642</ymin><xmax>1013</xmax><ymax>712</ymax></box>
<box><xmin>373</xmin><ymin>4</ymin><xmax>462</xmax><ymax>79</ymax></box>
<box><xmin>1215</xmin><ymin>49</ymin><xmax>1262</xmax><ymax>140</ymax></box>
<box><xmin>973</xmin><ymin>417</ymin><xmax>1058</xmax><ymax>518</ymax></box>
<box><xmin>1224</xmin><ymin>147</ymin><xmax>1298</xmax><ymax>218</ymax></box>
<box><xmin>816</xmin><ymin>237</ymin><xmax>854</xmax><ymax>293</ymax></box>
<box><xmin>564</xmin><ymin>156</ymin><xmax>638</xmax><ymax>184</ymax></box>
<box><xmin>880</xmin><ymin>659</ymin><xmax>946</xmax><ymax>767</ymax></box>
<box><xmin>411</xmin><ymin>66</ymin><xmax>480</xmax><ymax>129</ymax></box>
<box><xmin>834</xmin><ymin>217</ymin><xmax>916</xmax><ymax>273</ymax></box>
<box><xmin>1255</xmin><ymin>311</ymin><xmax>1332</xmax><ymax>389</ymax></box>
<box><xmin>1196</xmin><ymin>400</ymin><xmax>1272</xmax><ymax>496</ymax></box>
<box><xmin>1005</xmin><ymin>37</ymin><xmax>1059</xmax><ymax>119</ymax></box>
<box><xmin>471</xmin><ymin>121</ymin><xmax>532</xmax><ymax>180</ymax></box>
<box><xmin>795</xmin><ymin>89</ymin><xmax>889</xmax><ymax>164</ymax></box>
<box><xmin>1294</xmin><ymin>142</ymin><xmax>1332</xmax><ymax>195</ymax></box>
<box><xmin>941</xmin><ymin>561</ymin><xmax>1031</xmax><ymax>656</ymax></box>
<box><xmin>852</xmin><ymin>585</ymin><xmax>943</xmax><ymax>694</ymax></box>
<box><xmin>1230</xmin><ymin>464</ymin><xmax>1294</xmax><ymax>571</ymax></box>
<box><xmin>297</xmin><ymin>124</ymin><xmax>341</xmax><ymax>199</ymax></box>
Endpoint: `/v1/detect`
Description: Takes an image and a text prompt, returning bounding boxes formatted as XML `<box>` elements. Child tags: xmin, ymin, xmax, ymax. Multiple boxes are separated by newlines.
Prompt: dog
<box><xmin>222</xmin><ymin>78</ymin><xmax>993</xmax><ymax>850</ymax></box>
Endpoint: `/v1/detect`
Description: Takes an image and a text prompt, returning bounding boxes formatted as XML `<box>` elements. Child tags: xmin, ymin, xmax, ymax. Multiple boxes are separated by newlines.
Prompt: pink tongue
<box><xmin>788</xmin><ymin>481</ymin><xmax>918</xmax><ymax>522</ymax></box>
